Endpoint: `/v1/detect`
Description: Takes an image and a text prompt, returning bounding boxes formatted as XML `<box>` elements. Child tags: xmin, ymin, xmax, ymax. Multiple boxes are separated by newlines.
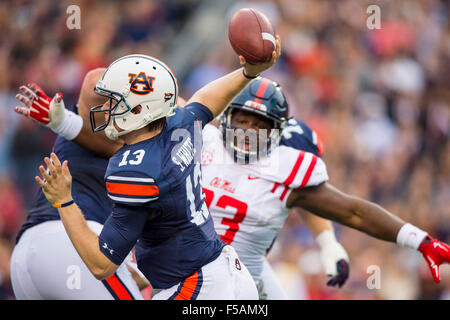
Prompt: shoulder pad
<box><xmin>281</xmin><ymin>118</ymin><xmax>323</xmax><ymax>157</ymax></box>
<box><xmin>251</xmin><ymin>146</ymin><xmax>328</xmax><ymax>189</ymax></box>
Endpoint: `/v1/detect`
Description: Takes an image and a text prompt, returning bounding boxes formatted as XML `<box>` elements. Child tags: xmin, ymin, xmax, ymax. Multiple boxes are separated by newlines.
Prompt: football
<box><xmin>228</xmin><ymin>8</ymin><xmax>276</xmax><ymax>64</ymax></box>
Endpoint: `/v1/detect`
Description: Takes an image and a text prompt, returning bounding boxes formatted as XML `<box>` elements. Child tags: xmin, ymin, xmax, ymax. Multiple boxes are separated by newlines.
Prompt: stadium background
<box><xmin>0</xmin><ymin>0</ymin><xmax>448</xmax><ymax>300</ymax></box>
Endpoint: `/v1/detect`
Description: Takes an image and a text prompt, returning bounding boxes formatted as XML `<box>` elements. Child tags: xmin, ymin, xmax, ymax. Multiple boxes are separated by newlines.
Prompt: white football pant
<box><xmin>10</xmin><ymin>220</ymin><xmax>143</xmax><ymax>300</ymax></box>
<box><xmin>152</xmin><ymin>245</ymin><xmax>258</xmax><ymax>300</ymax></box>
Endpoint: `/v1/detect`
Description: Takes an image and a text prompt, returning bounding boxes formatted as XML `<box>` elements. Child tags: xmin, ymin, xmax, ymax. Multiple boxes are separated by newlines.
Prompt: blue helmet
<box><xmin>220</xmin><ymin>77</ymin><xmax>289</xmax><ymax>163</ymax></box>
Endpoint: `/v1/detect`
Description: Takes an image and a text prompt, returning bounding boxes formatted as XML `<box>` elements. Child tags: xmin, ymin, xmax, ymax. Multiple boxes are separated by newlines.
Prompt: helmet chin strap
<box><xmin>104</xmin><ymin>115</ymin><xmax>154</xmax><ymax>141</ymax></box>
<box><xmin>104</xmin><ymin>118</ymin><xmax>130</xmax><ymax>141</ymax></box>
<box><xmin>105</xmin><ymin>123</ymin><xmax>120</xmax><ymax>141</ymax></box>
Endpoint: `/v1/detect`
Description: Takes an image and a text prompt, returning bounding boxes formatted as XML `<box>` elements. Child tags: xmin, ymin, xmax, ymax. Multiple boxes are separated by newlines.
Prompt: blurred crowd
<box><xmin>0</xmin><ymin>0</ymin><xmax>448</xmax><ymax>300</ymax></box>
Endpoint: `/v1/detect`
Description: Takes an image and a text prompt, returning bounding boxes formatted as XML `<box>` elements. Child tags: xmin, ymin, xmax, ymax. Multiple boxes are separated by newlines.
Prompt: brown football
<box><xmin>228</xmin><ymin>8</ymin><xmax>276</xmax><ymax>64</ymax></box>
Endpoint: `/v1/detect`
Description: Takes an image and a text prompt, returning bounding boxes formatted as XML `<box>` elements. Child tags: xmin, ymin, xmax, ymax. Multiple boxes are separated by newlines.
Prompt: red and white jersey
<box><xmin>201</xmin><ymin>124</ymin><xmax>329</xmax><ymax>282</ymax></box>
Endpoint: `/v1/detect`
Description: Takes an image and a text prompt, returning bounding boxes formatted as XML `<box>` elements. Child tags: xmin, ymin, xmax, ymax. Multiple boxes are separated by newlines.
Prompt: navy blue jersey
<box><xmin>99</xmin><ymin>102</ymin><xmax>225</xmax><ymax>289</ymax></box>
<box><xmin>280</xmin><ymin>118</ymin><xmax>323</xmax><ymax>157</ymax></box>
<box><xmin>16</xmin><ymin>105</ymin><xmax>112</xmax><ymax>243</ymax></box>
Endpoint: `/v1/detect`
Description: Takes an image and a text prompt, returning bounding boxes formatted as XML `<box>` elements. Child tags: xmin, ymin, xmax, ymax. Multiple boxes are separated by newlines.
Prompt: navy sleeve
<box><xmin>98</xmin><ymin>203</ymin><xmax>149</xmax><ymax>265</ymax></box>
<box><xmin>183</xmin><ymin>102</ymin><xmax>214</xmax><ymax>127</ymax></box>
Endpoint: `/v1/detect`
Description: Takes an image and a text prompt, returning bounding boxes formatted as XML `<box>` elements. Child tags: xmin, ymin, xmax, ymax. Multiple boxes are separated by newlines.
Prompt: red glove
<box><xmin>15</xmin><ymin>82</ymin><xmax>58</xmax><ymax>125</ymax></box>
<box><xmin>14</xmin><ymin>82</ymin><xmax>83</xmax><ymax>141</ymax></box>
<box><xmin>418</xmin><ymin>236</ymin><xmax>450</xmax><ymax>283</ymax></box>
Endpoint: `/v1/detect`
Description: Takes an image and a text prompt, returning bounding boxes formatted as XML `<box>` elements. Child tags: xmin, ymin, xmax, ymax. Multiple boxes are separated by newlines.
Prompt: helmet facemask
<box><xmin>221</xmin><ymin>107</ymin><xmax>285</xmax><ymax>164</ymax></box>
<box><xmin>90</xmin><ymin>85</ymin><xmax>133</xmax><ymax>140</ymax></box>
<box><xmin>219</xmin><ymin>77</ymin><xmax>289</xmax><ymax>164</ymax></box>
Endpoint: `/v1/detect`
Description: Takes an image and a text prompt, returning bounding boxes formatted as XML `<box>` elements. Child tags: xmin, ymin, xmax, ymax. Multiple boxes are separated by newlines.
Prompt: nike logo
<box><xmin>248</xmin><ymin>175</ymin><xmax>259</xmax><ymax>180</ymax></box>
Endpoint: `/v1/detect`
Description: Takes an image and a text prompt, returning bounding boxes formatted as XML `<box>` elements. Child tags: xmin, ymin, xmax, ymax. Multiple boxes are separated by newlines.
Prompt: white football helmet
<box><xmin>90</xmin><ymin>54</ymin><xmax>178</xmax><ymax>140</ymax></box>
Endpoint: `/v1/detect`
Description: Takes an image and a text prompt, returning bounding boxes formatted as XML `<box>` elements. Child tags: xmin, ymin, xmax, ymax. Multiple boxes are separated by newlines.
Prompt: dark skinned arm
<box><xmin>286</xmin><ymin>182</ymin><xmax>405</xmax><ymax>242</ymax></box>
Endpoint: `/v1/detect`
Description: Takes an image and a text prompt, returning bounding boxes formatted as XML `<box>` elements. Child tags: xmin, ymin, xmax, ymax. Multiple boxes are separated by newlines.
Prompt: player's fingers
<box><xmin>425</xmin><ymin>255</ymin><xmax>441</xmax><ymax>283</ymax></box>
<box><xmin>35</xmin><ymin>175</ymin><xmax>46</xmax><ymax>188</ymax></box>
<box><xmin>432</xmin><ymin>267</ymin><xmax>441</xmax><ymax>283</ymax></box>
<box><xmin>239</xmin><ymin>55</ymin><xmax>246</xmax><ymax>66</ymax></box>
<box><xmin>62</xmin><ymin>160</ymin><xmax>71</xmax><ymax>179</ymax></box>
<box><xmin>326</xmin><ymin>276</ymin><xmax>339</xmax><ymax>287</ymax></box>
<box><xmin>39</xmin><ymin>165</ymin><xmax>51</xmax><ymax>182</ymax></box>
<box><xmin>14</xmin><ymin>106</ymin><xmax>30</xmax><ymax>117</ymax></box>
<box><xmin>28</xmin><ymin>82</ymin><xmax>44</xmax><ymax>94</ymax></box>
<box><xmin>15</xmin><ymin>93</ymin><xmax>32</xmax><ymax>107</ymax></box>
<box><xmin>337</xmin><ymin>274</ymin><xmax>348</xmax><ymax>288</ymax></box>
<box><xmin>27</xmin><ymin>82</ymin><xmax>39</xmax><ymax>95</ymax></box>
<box><xmin>336</xmin><ymin>259</ymin><xmax>349</xmax><ymax>287</ymax></box>
<box><xmin>44</xmin><ymin>157</ymin><xmax>58</xmax><ymax>178</ymax></box>
<box><xmin>54</xmin><ymin>93</ymin><xmax>62</xmax><ymax>103</ymax></box>
<box><xmin>326</xmin><ymin>260</ymin><xmax>349</xmax><ymax>288</ymax></box>
<box><xmin>50</xmin><ymin>152</ymin><xmax>62</xmax><ymax>169</ymax></box>
<box><xmin>20</xmin><ymin>85</ymin><xmax>37</xmax><ymax>100</ymax></box>
<box><xmin>271</xmin><ymin>36</ymin><xmax>281</xmax><ymax>63</ymax></box>
<box><xmin>275</xmin><ymin>35</ymin><xmax>281</xmax><ymax>56</ymax></box>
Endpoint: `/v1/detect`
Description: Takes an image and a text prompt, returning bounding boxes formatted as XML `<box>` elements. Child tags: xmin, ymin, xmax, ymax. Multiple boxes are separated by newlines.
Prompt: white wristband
<box><xmin>53</xmin><ymin>110</ymin><xmax>83</xmax><ymax>141</ymax></box>
<box><xmin>396</xmin><ymin>223</ymin><xmax>428</xmax><ymax>250</ymax></box>
<box><xmin>315</xmin><ymin>229</ymin><xmax>337</xmax><ymax>249</ymax></box>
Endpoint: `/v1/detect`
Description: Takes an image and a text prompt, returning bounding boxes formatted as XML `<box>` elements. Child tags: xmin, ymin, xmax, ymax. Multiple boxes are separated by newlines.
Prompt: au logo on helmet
<box><xmin>128</xmin><ymin>72</ymin><xmax>155</xmax><ymax>95</ymax></box>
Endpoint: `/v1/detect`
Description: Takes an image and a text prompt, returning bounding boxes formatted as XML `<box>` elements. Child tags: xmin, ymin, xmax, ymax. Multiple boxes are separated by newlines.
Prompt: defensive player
<box><xmin>201</xmin><ymin>78</ymin><xmax>348</xmax><ymax>298</ymax></box>
<box><xmin>10</xmin><ymin>70</ymin><xmax>144</xmax><ymax>299</ymax></box>
<box><xmin>33</xmin><ymin>42</ymin><xmax>282</xmax><ymax>299</ymax></box>
<box><xmin>202</xmin><ymin>77</ymin><xmax>450</xmax><ymax>298</ymax></box>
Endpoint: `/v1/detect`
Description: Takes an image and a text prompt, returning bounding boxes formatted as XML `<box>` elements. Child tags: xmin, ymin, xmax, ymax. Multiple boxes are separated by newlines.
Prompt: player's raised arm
<box><xmin>287</xmin><ymin>182</ymin><xmax>450</xmax><ymax>283</ymax></box>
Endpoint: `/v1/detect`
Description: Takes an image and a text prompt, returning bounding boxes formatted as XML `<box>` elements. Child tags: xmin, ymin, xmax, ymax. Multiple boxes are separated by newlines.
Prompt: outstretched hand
<box><xmin>419</xmin><ymin>236</ymin><xmax>450</xmax><ymax>283</ymax></box>
<box><xmin>15</xmin><ymin>82</ymin><xmax>66</xmax><ymax>129</ymax></box>
<box><xmin>35</xmin><ymin>153</ymin><xmax>73</xmax><ymax>206</ymax></box>
<box><xmin>240</xmin><ymin>35</ymin><xmax>281</xmax><ymax>78</ymax></box>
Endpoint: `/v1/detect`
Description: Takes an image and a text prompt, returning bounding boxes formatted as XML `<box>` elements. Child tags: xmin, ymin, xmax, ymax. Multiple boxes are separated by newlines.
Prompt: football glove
<box><xmin>418</xmin><ymin>236</ymin><xmax>450</xmax><ymax>283</ymax></box>
<box><xmin>316</xmin><ymin>230</ymin><xmax>350</xmax><ymax>288</ymax></box>
<box><xmin>15</xmin><ymin>82</ymin><xmax>82</xmax><ymax>140</ymax></box>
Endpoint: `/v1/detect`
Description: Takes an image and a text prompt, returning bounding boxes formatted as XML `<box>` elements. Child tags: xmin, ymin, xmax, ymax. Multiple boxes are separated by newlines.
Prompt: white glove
<box><xmin>316</xmin><ymin>230</ymin><xmax>350</xmax><ymax>288</ymax></box>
